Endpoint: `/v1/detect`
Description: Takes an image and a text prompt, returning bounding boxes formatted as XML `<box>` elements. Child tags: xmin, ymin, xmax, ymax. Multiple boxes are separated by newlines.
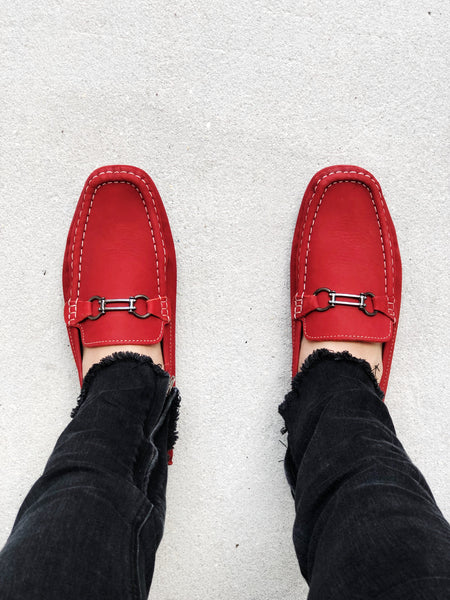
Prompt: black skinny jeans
<box><xmin>1</xmin><ymin>351</ymin><xmax>449</xmax><ymax>599</ymax></box>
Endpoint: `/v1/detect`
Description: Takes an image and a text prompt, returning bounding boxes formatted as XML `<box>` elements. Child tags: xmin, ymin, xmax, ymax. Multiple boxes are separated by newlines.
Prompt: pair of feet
<box><xmin>65</xmin><ymin>165</ymin><xmax>400</xmax><ymax>392</ymax></box>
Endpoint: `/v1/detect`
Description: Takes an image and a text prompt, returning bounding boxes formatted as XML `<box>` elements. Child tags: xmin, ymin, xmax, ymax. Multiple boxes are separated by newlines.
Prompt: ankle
<box><xmin>298</xmin><ymin>338</ymin><xmax>383</xmax><ymax>382</ymax></box>
<box><xmin>82</xmin><ymin>344</ymin><xmax>164</xmax><ymax>378</ymax></box>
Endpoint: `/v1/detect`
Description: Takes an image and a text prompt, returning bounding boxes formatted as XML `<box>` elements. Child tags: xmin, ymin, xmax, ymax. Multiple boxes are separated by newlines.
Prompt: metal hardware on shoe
<box><xmin>313</xmin><ymin>288</ymin><xmax>377</xmax><ymax>317</ymax></box>
<box><xmin>87</xmin><ymin>295</ymin><xmax>151</xmax><ymax>320</ymax></box>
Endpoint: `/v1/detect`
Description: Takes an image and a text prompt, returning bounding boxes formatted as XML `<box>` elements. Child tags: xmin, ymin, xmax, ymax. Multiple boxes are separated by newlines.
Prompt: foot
<box><xmin>289</xmin><ymin>165</ymin><xmax>402</xmax><ymax>394</ymax></box>
<box><xmin>298</xmin><ymin>337</ymin><xmax>383</xmax><ymax>382</ymax></box>
<box><xmin>82</xmin><ymin>343</ymin><xmax>164</xmax><ymax>378</ymax></box>
<box><xmin>63</xmin><ymin>166</ymin><xmax>177</xmax><ymax>385</ymax></box>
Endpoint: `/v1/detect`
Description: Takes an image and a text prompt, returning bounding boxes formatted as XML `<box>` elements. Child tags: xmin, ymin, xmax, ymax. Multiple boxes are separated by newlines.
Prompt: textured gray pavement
<box><xmin>1</xmin><ymin>1</ymin><xmax>449</xmax><ymax>598</ymax></box>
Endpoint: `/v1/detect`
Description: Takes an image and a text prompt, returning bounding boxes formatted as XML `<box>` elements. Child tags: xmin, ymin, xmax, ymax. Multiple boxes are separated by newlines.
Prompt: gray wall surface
<box><xmin>1</xmin><ymin>1</ymin><xmax>448</xmax><ymax>598</ymax></box>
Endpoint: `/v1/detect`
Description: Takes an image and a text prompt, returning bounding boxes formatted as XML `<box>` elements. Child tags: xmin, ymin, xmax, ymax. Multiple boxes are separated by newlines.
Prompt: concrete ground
<box><xmin>1</xmin><ymin>1</ymin><xmax>449</xmax><ymax>598</ymax></box>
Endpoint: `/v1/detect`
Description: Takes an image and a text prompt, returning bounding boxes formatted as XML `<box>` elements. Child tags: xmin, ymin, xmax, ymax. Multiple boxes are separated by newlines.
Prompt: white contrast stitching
<box><xmin>302</xmin><ymin>325</ymin><xmax>392</xmax><ymax>341</ymax></box>
<box><xmin>380</xmin><ymin>199</ymin><xmax>396</xmax><ymax>313</ymax></box>
<box><xmin>87</xmin><ymin>169</ymin><xmax>166</xmax><ymax>275</ymax></box>
<box><xmin>299</xmin><ymin>174</ymin><xmax>389</xmax><ymax>302</ymax></box>
<box><xmin>68</xmin><ymin>326</ymin><xmax>76</xmax><ymax>355</ymax></box>
<box><xmin>160</xmin><ymin>296</ymin><xmax>169</xmax><ymax>319</ymax></box>
<box><xmin>75</xmin><ymin>180</ymin><xmax>161</xmax><ymax>299</ymax></box>
<box><xmin>79</xmin><ymin>321</ymin><xmax>164</xmax><ymax>346</ymax></box>
<box><xmin>68</xmin><ymin>298</ymin><xmax>79</xmax><ymax>324</ymax></box>
<box><xmin>297</xmin><ymin>170</ymin><xmax>389</xmax><ymax>299</ymax></box>
<box><xmin>70</xmin><ymin>168</ymin><xmax>166</xmax><ymax>303</ymax></box>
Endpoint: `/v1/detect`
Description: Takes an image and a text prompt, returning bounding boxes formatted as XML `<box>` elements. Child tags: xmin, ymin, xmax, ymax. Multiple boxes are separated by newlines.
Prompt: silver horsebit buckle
<box><xmin>87</xmin><ymin>295</ymin><xmax>151</xmax><ymax>320</ymax></box>
<box><xmin>314</xmin><ymin>288</ymin><xmax>377</xmax><ymax>317</ymax></box>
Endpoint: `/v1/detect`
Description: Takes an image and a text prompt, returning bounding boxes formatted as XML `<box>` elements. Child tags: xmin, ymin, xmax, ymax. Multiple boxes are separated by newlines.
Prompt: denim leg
<box><xmin>279</xmin><ymin>349</ymin><xmax>450</xmax><ymax>600</ymax></box>
<box><xmin>0</xmin><ymin>352</ymin><xmax>180</xmax><ymax>600</ymax></box>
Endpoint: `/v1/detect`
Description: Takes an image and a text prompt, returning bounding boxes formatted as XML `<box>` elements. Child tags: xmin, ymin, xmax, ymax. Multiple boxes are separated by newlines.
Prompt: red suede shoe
<box><xmin>291</xmin><ymin>165</ymin><xmax>402</xmax><ymax>393</ymax></box>
<box><xmin>63</xmin><ymin>165</ymin><xmax>176</xmax><ymax>385</ymax></box>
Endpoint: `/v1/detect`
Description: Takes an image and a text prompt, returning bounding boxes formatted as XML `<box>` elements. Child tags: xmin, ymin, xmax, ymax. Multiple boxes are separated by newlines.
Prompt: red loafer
<box><xmin>291</xmin><ymin>165</ymin><xmax>402</xmax><ymax>393</ymax></box>
<box><xmin>63</xmin><ymin>165</ymin><xmax>177</xmax><ymax>385</ymax></box>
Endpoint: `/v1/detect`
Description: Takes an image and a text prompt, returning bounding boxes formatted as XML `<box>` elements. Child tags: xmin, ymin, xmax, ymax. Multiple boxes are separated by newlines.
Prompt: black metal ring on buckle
<box><xmin>87</xmin><ymin>295</ymin><xmax>151</xmax><ymax>320</ymax></box>
<box><xmin>314</xmin><ymin>288</ymin><xmax>377</xmax><ymax>317</ymax></box>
